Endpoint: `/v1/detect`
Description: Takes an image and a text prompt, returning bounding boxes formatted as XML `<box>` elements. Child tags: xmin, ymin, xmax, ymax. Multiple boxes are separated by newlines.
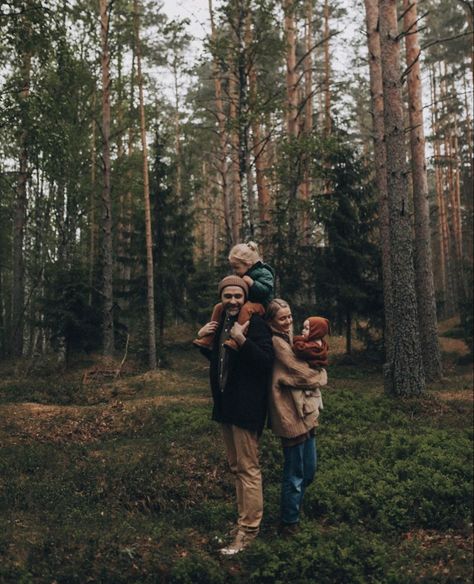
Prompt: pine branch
<box><xmin>294</xmin><ymin>30</ymin><xmax>342</xmax><ymax>72</ymax></box>
<box><xmin>422</xmin><ymin>30</ymin><xmax>473</xmax><ymax>51</ymax></box>
<box><xmin>398</xmin><ymin>2</ymin><xmax>415</xmax><ymax>23</ymax></box>
<box><xmin>401</xmin><ymin>48</ymin><xmax>421</xmax><ymax>81</ymax></box>
<box><xmin>396</xmin><ymin>13</ymin><xmax>428</xmax><ymax>40</ymax></box>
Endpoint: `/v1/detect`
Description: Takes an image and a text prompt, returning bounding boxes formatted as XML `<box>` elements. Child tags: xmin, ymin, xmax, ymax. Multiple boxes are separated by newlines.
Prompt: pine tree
<box><xmin>364</xmin><ymin>0</ymin><xmax>393</xmax><ymax>362</ymax></box>
<box><xmin>99</xmin><ymin>0</ymin><xmax>115</xmax><ymax>355</ymax></box>
<box><xmin>402</xmin><ymin>0</ymin><xmax>442</xmax><ymax>381</ymax></box>
<box><xmin>379</xmin><ymin>0</ymin><xmax>425</xmax><ymax>396</ymax></box>
<box><xmin>134</xmin><ymin>0</ymin><xmax>157</xmax><ymax>369</ymax></box>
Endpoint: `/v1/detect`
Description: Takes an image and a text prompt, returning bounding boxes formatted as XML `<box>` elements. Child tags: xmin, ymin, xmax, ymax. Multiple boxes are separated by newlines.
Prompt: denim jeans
<box><xmin>280</xmin><ymin>435</ymin><xmax>317</xmax><ymax>524</ymax></box>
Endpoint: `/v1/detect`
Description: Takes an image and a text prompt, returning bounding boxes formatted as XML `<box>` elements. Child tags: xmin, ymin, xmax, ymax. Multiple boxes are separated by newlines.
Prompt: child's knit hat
<box><xmin>218</xmin><ymin>276</ymin><xmax>249</xmax><ymax>298</ymax></box>
<box><xmin>308</xmin><ymin>317</ymin><xmax>330</xmax><ymax>339</ymax></box>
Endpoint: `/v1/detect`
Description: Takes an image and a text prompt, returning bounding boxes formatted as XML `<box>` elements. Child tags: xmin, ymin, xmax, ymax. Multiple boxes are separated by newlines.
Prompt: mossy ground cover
<box><xmin>0</xmin><ymin>334</ymin><xmax>472</xmax><ymax>583</ymax></box>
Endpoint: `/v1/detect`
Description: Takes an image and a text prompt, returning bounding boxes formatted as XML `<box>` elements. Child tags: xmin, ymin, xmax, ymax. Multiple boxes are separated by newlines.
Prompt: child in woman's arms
<box><xmin>290</xmin><ymin>316</ymin><xmax>330</xmax><ymax>420</ymax></box>
<box><xmin>193</xmin><ymin>241</ymin><xmax>275</xmax><ymax>351</ymax></box>
<box><xmin>293</xmin><ymin>317</ymin><xmax>330</xmax><ymax>369</ymax></box>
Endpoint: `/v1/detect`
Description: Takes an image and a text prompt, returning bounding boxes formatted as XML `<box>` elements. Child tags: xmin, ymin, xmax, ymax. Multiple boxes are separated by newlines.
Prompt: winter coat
<box><xmin>202</xmin><ymin>313</ymin><xmax>274</xmax><ymax>435</ymax></box>
<box><xmin>245</xmin><ymin>261</ymin><xmax>275</xmax><ymax>306</ymax></box>
<box><xmin>268</xmin><ymin>333</ymin><xmax>327</xmax><ymax>439</ymax></box>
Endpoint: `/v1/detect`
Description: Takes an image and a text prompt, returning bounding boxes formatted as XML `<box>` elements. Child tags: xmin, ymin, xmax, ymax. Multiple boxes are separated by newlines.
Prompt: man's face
<box><xmin>221</xmin><ymin>286</ymin><xmax>245</xmax><ymax>316</ymax></box>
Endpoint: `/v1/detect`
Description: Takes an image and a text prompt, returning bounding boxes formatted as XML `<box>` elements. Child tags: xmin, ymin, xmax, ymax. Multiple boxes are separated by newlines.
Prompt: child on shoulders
<box><xmin>193</xmin><ymin>241</ymin><xmax>275</xmax><ymax>351</ymax></box>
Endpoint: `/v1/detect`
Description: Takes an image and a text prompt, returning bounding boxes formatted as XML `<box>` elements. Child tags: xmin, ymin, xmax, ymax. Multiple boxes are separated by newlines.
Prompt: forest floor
<box><xmin>0</xmin><ymin>320</ymin><xmax>472</xmax><ymax>584</ymax></box>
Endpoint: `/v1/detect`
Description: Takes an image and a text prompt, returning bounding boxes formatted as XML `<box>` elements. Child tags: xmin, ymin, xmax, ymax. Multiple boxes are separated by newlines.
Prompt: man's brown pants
<box><xmin>221</xmin><ymin>424</ymin><xmax>263</xmax><ymax>531</ymax></box>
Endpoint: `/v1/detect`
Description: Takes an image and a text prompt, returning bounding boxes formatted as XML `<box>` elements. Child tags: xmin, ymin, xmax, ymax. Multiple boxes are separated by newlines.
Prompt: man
<box><xmin>196</xmin><ymin>275</ymin><xmax>274</xmax><ymax>555</ymax></box>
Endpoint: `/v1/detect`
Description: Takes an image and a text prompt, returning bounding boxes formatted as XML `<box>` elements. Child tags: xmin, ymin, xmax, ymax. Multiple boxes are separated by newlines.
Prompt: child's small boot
<box><xmin>223</xmin><ymin>337</ymin><xmax>239</xmax><ymax>351</ymax></box>
<box><xmin>193</xmin><ymin>334</ymin><xmax>215</xmax><ymax>349</ymax></box>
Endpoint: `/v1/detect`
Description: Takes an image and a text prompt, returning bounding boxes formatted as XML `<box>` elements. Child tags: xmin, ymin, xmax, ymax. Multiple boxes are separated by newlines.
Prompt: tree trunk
<box><xmin>447</xmin><ymin>80</ymin><xmax>468</xmax><ymax>323</ymax></box>
<box><xmin>235</xmin><ymin>1</ymin><xmax>251</xmax><ymax>239</ymax></box>
<box><xmin>245</xmin><ymin>12</ymin><xmax>269</xmax><ymax>242</ymax></box>
<box><xmin>172</xmin><ymin>60</ymin><xmax>182</xmax><ymax>204</ymax></box>
<box><xmin>0</xmin><ymin>267</ymin><xmax>5</xmax><ymax>358</ymax></box>
<box><xmin>99</xmin><ymin>0</ymin><xmax>114</xmax><ymax>355</ymax></box>
<box><xmin>379</xmin><ymin>0</ymin><xmax>425</xmax><ymax>396</ymax></box>
<box><xmin>364</xmin><ymin>0</ymin><xmax>394</xmax><ymax>363</ymax></box>
<box><xmin>12</xmin><ymin>65</ymin><xmax>29</xmax><ymax>357</ymax></box>
<box><xmin>121</xmin><ymin>52</ymin><xmax>135</xmax><ymax>316</ymax></box>
<box><xmin>346</xmin><ymin>311</ymin><xmax>352</xmax><ymax>355</ymax></box>
<box><xmin>430</xmin><ymin>67</ymin><xmax>447</xmax><ymax>312</ymax></box>
<box><xmin>403</xmin><ymin>0</ymin><xmax>442</xmax><ymax>381</ymax></box>
<box><xmin>228</xmin><ymin>55</ymin><xmax>243</xmax><ymax>244</ymax></box>
<box><xmin>283</xmin><ymin>0</ymin><xmax>298</xmax><ymax>138</ymax></box>
<box><xmin>440</xmin><ymin>64</ymin><xmax>464</xmax><ymax>316</ymax></box>
<box><xmin>116</xmin><ymin>46</ymin><xmax>127</xmax><ymax>302</ymax></box>
<box><xmin>208</xmin><ymin>0</ymin><xmax>232</xmax><ymax>243</ymax></box>
<box><xmin>134</xmin><ymin>0</ymin><xmax>157</xmax><ymax>369</ymax></box>
<box><xmin>89</xmin><ymin>91</ymin><xmax>97</xmax><ymax>306</ymax></box>
<box><xmin>323</xmin><ymin>0</ymin><xmax>331</xmax><ymax>136</ymax></box>
<box><xmin>300</xmin><ymin>0</ymin><xmax>313</xmax><ymax>238</ymax></box>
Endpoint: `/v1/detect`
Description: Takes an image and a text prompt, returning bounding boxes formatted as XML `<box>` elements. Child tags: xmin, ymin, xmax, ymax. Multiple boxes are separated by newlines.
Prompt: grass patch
<box><xmin>0</xmin><ymin>344</ymin><xmax>472</xmax><ymax>583</ymax></box>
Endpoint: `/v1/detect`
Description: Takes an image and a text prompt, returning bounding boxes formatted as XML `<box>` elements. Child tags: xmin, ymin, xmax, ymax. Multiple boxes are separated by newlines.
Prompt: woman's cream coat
<box><xmin>268</xmin><ymin>335</ymin><xmax>327</xmax><ymax>438</ymax></box>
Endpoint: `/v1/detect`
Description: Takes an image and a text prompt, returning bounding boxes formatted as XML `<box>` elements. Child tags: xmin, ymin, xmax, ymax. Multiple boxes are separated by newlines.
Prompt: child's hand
<box><xmin>197</xmin><ymin>321</ymin><xmax>219</xmax><ymax>338</ymax></box>
<box><xmin>242</xmin><ymin>275</ymin><xmax>254</xmax><ymax>287</ymax></box>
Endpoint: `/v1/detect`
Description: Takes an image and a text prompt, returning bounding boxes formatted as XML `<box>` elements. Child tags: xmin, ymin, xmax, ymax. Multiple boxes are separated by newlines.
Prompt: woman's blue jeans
<box><xmin>280</xmin><ymin>436</ymin><xmax>317</xmax><ymax>524</ymax></box>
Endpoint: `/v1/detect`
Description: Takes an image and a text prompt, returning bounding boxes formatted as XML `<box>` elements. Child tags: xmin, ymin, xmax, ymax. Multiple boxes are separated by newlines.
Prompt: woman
<box><xmin>266</xmin><ymin>299</ymin><xmax>327</xmax><ymax>535</ymax></box>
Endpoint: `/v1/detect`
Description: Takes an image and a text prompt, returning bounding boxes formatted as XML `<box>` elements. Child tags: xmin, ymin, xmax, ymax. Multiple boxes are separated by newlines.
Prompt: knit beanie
<box><xmin>218</xmin><ymin>275</ymin><xmax>249</xmax><ymax>298</ymax></box>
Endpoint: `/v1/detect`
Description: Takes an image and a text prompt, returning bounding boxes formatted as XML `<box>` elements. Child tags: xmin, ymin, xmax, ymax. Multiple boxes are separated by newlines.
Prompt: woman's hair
<box><xmin>228</xmin><ymin>241</ymin><xmax>261</xmax><ymax>266</ymax></box>
<box><xmin>265</xmin><ymin>298</ymin><xmax>290</xmax><ymax>323</ymax></box>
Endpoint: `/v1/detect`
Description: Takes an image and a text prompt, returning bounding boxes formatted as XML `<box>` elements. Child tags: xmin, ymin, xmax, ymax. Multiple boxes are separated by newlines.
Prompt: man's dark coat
<box><xmin>202</xmin><ymin>313</ymin><xmax>274</xmax><ymax>435</ymax></box>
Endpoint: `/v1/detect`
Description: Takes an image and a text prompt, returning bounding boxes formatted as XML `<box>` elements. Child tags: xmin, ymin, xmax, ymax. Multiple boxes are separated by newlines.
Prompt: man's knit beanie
<box><xmin>218</xmin><ymin>275</ymin><xmax>249</xmax><ymax>298</ymax></box>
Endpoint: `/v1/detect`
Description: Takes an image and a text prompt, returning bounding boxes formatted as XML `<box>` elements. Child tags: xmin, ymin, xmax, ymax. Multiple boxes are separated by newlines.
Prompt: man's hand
<box><xmin>197</xmin><ymin>321</ymin><xmax>219</xmax><ymax>338</ymax></box>
<box><xmin>230</xmin><ymin>321</ymin><xmax>250</xmax><ymax>346</ymax></box>
<box><xmin>242</xmin><ymin>275</ymin><xmax>254</xmax><ymax>287</ymax></box>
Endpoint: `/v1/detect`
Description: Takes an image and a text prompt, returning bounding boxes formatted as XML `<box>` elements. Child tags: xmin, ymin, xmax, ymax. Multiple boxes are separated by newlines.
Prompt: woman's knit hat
<box><xmin>218</xmin><ymin>275</ymin><xmax>249</xmax><ymax>298</ymax></box>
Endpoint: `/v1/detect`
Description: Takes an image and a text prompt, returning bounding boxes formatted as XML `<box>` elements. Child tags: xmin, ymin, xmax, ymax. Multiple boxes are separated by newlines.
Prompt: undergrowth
<box><xmin>0</xmin><ymin>347</ymin><xmax>472</xmax><ymax>583</ymax></box>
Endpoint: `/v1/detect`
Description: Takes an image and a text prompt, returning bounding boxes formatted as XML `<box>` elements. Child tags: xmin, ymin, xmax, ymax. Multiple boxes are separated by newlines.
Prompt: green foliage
<box><xmin>269</xmin><ymin>132</ymin><xmax>382</xmax><ymax>345</ymax></box>
<box><xmin>150</xmin><ymin>128</ymin><xmax>195</xmax><ymax>337</ymax></box>
<box><xmin>243</xmin><ymin>525</ymin><xmax>390</xmax><ymax>584</ymax></box>
<box><xmin>186</xmin><ymin>259</ymin><xmax>223</xmax><ymax>324</ymax></box>
<box><xmin>1</xmin><ymin>346</ymin><xmax>472</xmax><ymax>582</ymax></box>
<box><xmin>169</xmin><ymin>554</ymin><xmax>225</xmax><ymax>584</ymax></box>
<box><xmin>40</xmin><ymin>264</ymin><xmax>101</xmax><ymax>358</ymax></box>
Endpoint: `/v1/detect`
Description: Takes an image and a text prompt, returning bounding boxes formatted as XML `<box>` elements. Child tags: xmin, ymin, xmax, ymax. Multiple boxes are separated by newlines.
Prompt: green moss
<box><xmin>1</xmin><ymin>348</ymin><xmax>472</xmax><ymax>583</ymax></box>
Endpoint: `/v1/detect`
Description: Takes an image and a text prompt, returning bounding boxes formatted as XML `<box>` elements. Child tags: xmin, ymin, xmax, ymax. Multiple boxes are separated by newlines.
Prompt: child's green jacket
<box><xmin>246</xmin><ymin>261</ymin><xmax>275</xmax><ymax>306</ymax></box>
